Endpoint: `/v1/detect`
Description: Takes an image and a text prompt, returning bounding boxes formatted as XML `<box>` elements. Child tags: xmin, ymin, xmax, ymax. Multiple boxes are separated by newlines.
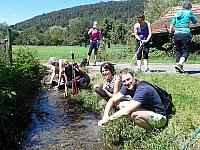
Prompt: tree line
<box><xmin>0</xmin><ymin>0</ymin><xmax>199</xmax><ymax>47</ymax></box>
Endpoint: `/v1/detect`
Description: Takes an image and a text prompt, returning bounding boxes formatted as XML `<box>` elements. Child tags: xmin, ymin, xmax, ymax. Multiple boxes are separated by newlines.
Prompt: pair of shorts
<box><xmin>147</xmin><ymin>113</ymin><xmax>167</xmax><ymax>129</ymax></box>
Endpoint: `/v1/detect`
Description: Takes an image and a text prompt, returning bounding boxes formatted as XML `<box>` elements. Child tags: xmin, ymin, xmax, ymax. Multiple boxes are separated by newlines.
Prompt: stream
<box><xmin>22</xmin><ymin>89</ymin><xmax>103</xmax><ymax>150</ymax></box>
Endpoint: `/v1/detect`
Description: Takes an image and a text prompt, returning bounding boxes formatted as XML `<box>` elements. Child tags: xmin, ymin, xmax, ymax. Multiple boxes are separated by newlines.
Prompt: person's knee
<box><xmin>88</xmin><ymin>51</ymin><xmax>92</xmax><ymax>56</ymax></box>
<box><xmin>133</xmin><ymin>116</ymin><xmax>144</xmax><ymax>125</ymax></box>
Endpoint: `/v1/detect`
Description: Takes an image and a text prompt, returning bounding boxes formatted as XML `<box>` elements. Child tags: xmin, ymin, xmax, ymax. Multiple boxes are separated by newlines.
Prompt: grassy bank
<box><xmin>69</xmin><ymin>73</ymin><xmax>200</xmax><ymax>150</ymax></box>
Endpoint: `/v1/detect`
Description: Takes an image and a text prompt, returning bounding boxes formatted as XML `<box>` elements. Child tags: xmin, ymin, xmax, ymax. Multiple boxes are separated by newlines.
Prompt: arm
<box><xmin>109</xmin><ymin>100</ymin><xmax>141</xmax><ymax>121</ymax></box>
<box><xmin>102</xmin><ymin>80</ymin><xmax>121</xmax><ymax>98</ymax></box>
<box><xmin>63</xmin><ymin>73</ymin><xmax>68</xmax><ymax>85</ymax></box>
<box><xmin>57</xmin><ymin>59</ymin><xmax>63</xmax><ymax>86</ymax></box>
<box><xmin>169</xmin><ymin>17</ymin><xmax>176</xmax><ymax>33</ymax></box>
<box><xmin>98</xmin><ymin>92</ymin><xmax>124</xmax><ymax>126</ymax></box>
<box><xmin>49</xmin><ymin>66</ymin><xmax>56</xmax><ymax>85</ymax></box>
<box><xmin>88</xmin><ymin>28</ymin><xmax>93</xmax><ymax>35</ymax></box>
<box><xmin>145</xmin><ymin>21</ymin><xmax>152</xmax><ymax>43</ymax></box>
<box><xmin>133</xmin><ymin>23</ymin><xmax>141</xmax><ymax>41</ymax></box>
<box><xmin>190</xmin><ymin>11</ymin><xmax>197</xmax><ymax>24</ymax></box>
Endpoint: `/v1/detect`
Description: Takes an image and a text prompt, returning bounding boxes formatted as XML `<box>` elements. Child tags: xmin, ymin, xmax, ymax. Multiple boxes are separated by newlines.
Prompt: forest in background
<box><xmin>0</xmin><ymin>0</ymin><xmax>199</xmax><ymax>47</ymax></box>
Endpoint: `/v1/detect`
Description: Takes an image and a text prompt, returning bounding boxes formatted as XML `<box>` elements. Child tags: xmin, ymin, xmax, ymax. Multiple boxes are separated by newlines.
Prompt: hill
<box><xmin>11</xmin><ymin>0</ymin><xmax>144</xmax><ymax>31</ymax></box>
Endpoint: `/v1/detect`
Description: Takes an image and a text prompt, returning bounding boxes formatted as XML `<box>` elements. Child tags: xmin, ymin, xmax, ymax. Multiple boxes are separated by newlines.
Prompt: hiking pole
<box><xmin>71</xmin><ymin>50</ymin><xmax>79</xmax><ymax>95</ymax></box>
<box><xmin>133</xmin><ymin>40</ymin><xmax>144</xmax><ymax>64</ymax></box>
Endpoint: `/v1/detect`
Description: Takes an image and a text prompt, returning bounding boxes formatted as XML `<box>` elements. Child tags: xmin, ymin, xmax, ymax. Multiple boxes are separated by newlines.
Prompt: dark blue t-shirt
<box><xmin>119</xmin><ymin>81</ymin><xmax>165</xmax><ymax>115</ymax></box>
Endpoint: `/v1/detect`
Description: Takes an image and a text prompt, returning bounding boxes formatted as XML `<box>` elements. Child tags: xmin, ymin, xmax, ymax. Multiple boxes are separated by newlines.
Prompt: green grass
<box><xmin>69</xmin><ymin>73</ymin><xmax>200</xmax><ymax>150</ymax></box>
<box><xmin>13</xmin><ymin>45</ymin><xmax>200</xmax><ymax>64</ymax></box>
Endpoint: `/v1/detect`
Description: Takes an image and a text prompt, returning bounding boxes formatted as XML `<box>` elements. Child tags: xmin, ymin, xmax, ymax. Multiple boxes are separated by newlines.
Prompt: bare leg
<box><xmin>131</xmin><ymin>110</ymin><xmax>154</xmax><ymax>131</ymax></box>
<box><xmin>144</xmin><ymin>59</ymin><xmax>148</xmax><ymax>70</ymax></box>
<box><xmin>137</xmin><ymin>60</ymin><xmax>142</xmax><ymax>69</ymax></box>
<box><xmin>178</xmin><ymin>57</ymin><xmax>185</xmax><ymax>65</ymax></box>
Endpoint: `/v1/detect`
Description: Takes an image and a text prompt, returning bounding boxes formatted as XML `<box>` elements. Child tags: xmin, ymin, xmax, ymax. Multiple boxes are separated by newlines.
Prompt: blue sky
<box><xmin>0</xmin><ymin>0</ymin><xmax>119</xmax><ymax>25</ymax></box>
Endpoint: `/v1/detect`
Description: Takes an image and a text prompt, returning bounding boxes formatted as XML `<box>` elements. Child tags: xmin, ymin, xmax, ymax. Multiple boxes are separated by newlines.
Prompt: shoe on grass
<box><xmin>144</xmin><ymin>68</ymin><xmax>151</xmax><ymax>74</ymax></box>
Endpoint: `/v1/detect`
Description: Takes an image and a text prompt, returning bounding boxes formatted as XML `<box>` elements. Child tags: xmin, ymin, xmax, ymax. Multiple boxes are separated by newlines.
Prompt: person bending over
<box><xmin>62</xmin><ymin>63</ymin><xmax>90</xmax><ymax>90</ymax></box>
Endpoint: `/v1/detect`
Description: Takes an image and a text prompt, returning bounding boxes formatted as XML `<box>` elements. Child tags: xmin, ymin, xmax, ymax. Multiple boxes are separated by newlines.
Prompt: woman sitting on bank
<box><xmin>93</xmin><ymin>62</ymin><xmax>121</xmax><ymax>101</ymax></box>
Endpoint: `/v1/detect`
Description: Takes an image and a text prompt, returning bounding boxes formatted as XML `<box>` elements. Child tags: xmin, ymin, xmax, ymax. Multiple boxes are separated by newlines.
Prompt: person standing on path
<box><xmin>133</xmin><ymin>14</ymin><xmax>152</xmax><ymax>73</ymax></box>
<box><xmin>87</xmin><ymin>21</ymin><xmax>101</xmax><ymax>66</ymax></box>
<box><xmin>170</xmin><ymin>0</ymin><xmax>197</xmax><ymax>73</ymax></box>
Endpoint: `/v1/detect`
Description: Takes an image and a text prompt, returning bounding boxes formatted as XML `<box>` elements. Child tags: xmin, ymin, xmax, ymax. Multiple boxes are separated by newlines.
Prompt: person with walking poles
<box><xmin>98</xmin><ymin>68</ymin><xmax>169</xmax><ymax>131</ymax></box>
<box><xmin>87</xmin><ymin>21</ymin><xmax>101</xmax><ymax>66</ymax></box>
<box><xmin>133</xmin><ymin>14</ymin><xmax>152</xmax><ymax>73</ymax></box>
<box><xmin>170</xmin><ymin>0</ymin><xmax>197</xmax><ymax>73</ymax></box>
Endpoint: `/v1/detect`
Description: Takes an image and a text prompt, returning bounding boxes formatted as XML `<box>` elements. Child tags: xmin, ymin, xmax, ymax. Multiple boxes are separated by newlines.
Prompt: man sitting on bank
<box><xmin>98</xmin><ymin>68</ymin><xmax>168</xmax><ymax>131</ymax></box>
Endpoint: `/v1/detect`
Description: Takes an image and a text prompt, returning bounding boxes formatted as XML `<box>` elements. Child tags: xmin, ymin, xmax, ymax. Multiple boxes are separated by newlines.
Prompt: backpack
<box><xmin>138</xmin><ymin>80</ymin><xmax>176</xmax><ymax>118</ymax></box>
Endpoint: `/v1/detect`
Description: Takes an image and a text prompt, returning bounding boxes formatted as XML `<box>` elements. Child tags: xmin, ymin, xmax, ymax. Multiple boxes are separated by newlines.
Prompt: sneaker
<box><xmin>175</xmin><ymin>64</ymin><xmax>184</xmax><ymax>73</ymax></box>
<box><xmin>144</xmin><ymin>68</ymin><xmax>151</xmax><ymax>73</ymax></box>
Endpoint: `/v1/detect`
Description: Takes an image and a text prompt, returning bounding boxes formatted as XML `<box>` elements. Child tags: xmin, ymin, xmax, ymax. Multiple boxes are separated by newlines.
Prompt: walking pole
<box><xmin>133</xmin><ymin>40</ymin><xmax>144</xmax><ymax>63</ymax></box>
<box><xmin>71</xmin><ymin>50</ymin><xmax>79</xmax><ymax>95</ymax></box>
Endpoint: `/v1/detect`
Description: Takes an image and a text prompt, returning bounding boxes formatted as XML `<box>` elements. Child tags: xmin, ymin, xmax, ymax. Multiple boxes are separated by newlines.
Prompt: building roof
<box><xmin>151</xmin><ymin>4</ymin><xmax>200</xmax><ymax>35</ymax></box>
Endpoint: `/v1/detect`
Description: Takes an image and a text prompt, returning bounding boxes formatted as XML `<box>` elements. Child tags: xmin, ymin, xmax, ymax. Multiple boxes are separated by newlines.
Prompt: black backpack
<box><xmin>138</xmin><ymin>80</ymin><xmax>176</xmax><ymax>118</ymax></box>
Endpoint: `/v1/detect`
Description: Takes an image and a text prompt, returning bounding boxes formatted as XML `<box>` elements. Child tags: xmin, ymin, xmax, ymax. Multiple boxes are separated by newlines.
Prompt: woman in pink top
<box><xmin>87</xmin><ymin>21</ymin><xmax>101</xmax><ymax>66</ymax></box>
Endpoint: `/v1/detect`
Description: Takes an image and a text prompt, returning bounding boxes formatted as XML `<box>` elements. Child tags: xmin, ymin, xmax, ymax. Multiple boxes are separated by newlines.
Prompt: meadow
<box><xmin>13</xmin><ymin>45</ymin><xmax>200</xmax><ymax>65</ymax></box>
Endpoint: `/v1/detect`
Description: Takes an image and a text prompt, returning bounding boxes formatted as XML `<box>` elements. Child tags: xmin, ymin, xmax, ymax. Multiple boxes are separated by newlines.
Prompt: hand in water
<box><xmin>98</xmin><ymin>116</ymin><xmax>109</xmax><ymax>127</ymax></box>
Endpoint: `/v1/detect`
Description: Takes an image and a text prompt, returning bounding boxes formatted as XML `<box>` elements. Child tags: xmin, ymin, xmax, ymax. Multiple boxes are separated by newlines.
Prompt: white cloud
<box><xmin>0</xmin><ymin>17</ymin><xmax>5</xmax><ymax>22</ymax></box>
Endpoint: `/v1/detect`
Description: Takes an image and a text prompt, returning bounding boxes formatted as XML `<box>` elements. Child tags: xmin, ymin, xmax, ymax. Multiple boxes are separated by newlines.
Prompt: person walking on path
<box><xmin>87</xmin><ymin>21</ymin><xmax>101</xmax><ymax>66</ymax></box>
<box><xmin>98</xmin><ymin>68</ymin><xmax>168</xmax><ymax>131</ymax></box>
<box><xmin>133</xmin><ymin>14</ymin><xmax>152</xmax><ymax>73</ymax></box>
<box><xmin>170</xmin><ymin>0</ymin><xmax>197</xmax><ymax>73</ymax></box>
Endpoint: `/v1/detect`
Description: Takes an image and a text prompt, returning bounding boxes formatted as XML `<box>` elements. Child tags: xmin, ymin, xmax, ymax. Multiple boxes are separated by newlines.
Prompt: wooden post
<box><xmin>6</xmin><ymin>28</ymin><xmax>12</xmax><ymax>63</ymax></box>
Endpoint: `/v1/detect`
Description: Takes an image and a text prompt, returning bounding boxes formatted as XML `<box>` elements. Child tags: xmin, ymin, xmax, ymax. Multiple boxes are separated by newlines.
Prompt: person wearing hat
<box><xmin>133</xmin><ymin>14</ymin><xmax>152</xmax><ymax>73</ymax></box>
<box><xmin>170</xmin><ymin>0</ymin><xmax>197</xmax><ymax>73</ymax></box>
<box><xmin>87</xmin><ymin>21</ymin><xmax>101</xmax><ymax>66</ymax></box>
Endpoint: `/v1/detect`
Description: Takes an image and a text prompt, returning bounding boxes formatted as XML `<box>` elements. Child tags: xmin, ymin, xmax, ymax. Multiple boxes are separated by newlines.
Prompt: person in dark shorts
<box><xmin>98</xmin><ymin>68</ymin><xmax>168</xmax><ymax>131</ymax></box>
<box><xmin>170</xmin><ymin>1</ymin><xmax>197</xmax><ymax>73</ymax></box>
<box><xmin>133</xmin><ymin>14</ymin><xmax>152</xmax><ymax>73</ymax></box>
<box><xmin>87</xmin><ymin>21</ymin><xmax>101</xmax><ymax>66</ymax></box>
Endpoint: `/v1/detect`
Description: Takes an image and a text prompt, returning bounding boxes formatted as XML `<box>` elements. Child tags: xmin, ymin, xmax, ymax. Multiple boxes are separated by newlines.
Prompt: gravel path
<box><xmin>86</xmin><ymin>62</ymin><xmax>200</xmax><ymax>77</ymax></box>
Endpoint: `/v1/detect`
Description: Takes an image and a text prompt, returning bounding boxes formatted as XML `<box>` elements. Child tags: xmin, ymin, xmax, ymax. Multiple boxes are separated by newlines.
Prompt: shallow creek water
<box><xmin>23</xmin><ymin>89</ymin><xmax>103</xmax><ymax>150</ymax></box>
